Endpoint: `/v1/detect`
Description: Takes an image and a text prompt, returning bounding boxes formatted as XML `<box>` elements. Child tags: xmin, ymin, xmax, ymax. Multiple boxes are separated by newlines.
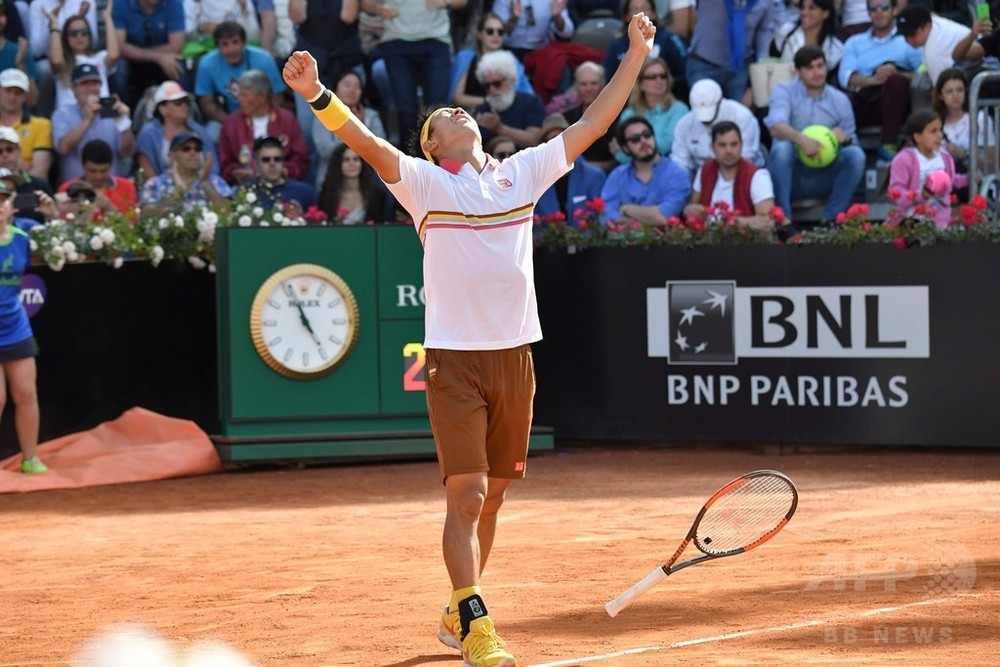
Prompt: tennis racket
<box><xmin>605</xmin><ymin>469</ymin><xmax>798</xmax><ymax>617</ymax></box>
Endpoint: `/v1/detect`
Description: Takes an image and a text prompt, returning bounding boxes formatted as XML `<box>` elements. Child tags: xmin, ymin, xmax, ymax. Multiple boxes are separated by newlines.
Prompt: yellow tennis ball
<box><xmin>797</xmin><ymin>125</ymin><xmax>839</xmax><ymax>168</ymax></box>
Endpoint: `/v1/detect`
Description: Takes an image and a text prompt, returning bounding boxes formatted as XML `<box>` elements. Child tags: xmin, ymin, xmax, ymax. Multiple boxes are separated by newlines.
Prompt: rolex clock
<box><xmin>249</xmin><ymin>263</ymin><xmax>360</xmax><ymax>380</ymax></box>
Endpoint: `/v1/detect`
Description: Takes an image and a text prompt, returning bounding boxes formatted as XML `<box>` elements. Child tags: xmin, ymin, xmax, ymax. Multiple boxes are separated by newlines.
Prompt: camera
<box><xmin>13</xmin><ymin>192</ymin><xmax>38</xmax><ymax>210</ymax></box>
<box><xmin>98</xmin><ymin>97</ymin><xmax>116</xmax><ymax>118</ymax></box>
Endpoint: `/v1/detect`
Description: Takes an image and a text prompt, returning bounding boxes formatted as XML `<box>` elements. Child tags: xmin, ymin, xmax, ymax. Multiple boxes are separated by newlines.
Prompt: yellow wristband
<box><xmin>313</xmin><ymin>91</ymin><xmax>352</xmax><ymax>131</ymax></box>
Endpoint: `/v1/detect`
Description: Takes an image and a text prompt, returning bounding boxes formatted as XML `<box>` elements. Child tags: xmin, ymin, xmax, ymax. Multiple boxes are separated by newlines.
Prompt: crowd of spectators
<box><xmin>1</xmin><ymin>0</ymin><xmax>998</xmax><ymax>228</ymax></box>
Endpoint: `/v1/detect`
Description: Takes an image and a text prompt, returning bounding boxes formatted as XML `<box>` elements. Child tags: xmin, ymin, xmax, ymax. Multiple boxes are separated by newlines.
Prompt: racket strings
<box><xmin>696</xmin><ymin>475</ymin><xmax>795</xmax><ymax>554</ymax></box>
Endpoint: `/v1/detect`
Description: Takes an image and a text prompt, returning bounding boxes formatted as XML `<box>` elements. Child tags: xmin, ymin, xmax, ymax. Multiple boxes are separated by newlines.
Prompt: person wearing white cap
<box><xmin>0</xmin><ymin>125</ymin><xmax>57</xmax><ymax>225</ymax></box>
<box><xmin>52</xmin><ymin>63</ymin><xmax>135</xmax><ymax>183</ymax></box>
<box><xmin>670</xmin><ymin>78</ymin><xmax>765</xmax><ymax>178</ymax></box>
<box><xmin>136</xmin><ymin>80</ymin><xmax>217</xmax><ymax>178</ymax></box>
<box><xmin>0</xmin><ymin>8</ymin><xmax>40</xmax><ymax>106</ymax></box>
<box><xmin>0</xmin><ymin>68</ymin><xmax>53</xmax><ymax>181</ymax></box>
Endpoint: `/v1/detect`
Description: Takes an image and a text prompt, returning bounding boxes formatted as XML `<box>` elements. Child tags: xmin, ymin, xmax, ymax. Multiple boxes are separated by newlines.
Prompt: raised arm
<box><xmin>560</xmin><ymin>13</ymin><xmax>654</xmax><ymax>164</ymax></box>
<box><xmin>283</xmin><ymin>51</ymin><xmax>402</xmax><ymax>184</ymax></box>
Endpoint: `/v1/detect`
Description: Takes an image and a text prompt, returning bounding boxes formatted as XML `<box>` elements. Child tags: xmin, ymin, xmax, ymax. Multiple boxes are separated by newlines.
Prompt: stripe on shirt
<box><xmin>419</xmin><ymin>203</ymin><xmax>534</xmax><ymax>238</ymax></box>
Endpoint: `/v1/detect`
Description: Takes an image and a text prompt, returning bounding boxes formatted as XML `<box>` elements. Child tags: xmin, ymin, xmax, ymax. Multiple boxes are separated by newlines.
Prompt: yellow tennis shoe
<box><xmin>437</xmin><ymin>605</ymin><xmax>462</xmax><ymax>652</ymax></box>
<box><xmin>21</xmin><ymin>456</ymin><xmax>48</xmax><ymax>474</ymax></box>
<box><xmin>461</xmin><ymin>616</ymin><xmax>516</xmax><ymax>667</ymax></box>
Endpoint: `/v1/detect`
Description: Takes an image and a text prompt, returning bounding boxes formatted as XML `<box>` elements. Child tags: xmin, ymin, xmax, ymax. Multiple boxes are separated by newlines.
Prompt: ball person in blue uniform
<box><xmin>0</xmin><ymin>181</ymin><xmax>46</xmax><ymax>473</ymax></box>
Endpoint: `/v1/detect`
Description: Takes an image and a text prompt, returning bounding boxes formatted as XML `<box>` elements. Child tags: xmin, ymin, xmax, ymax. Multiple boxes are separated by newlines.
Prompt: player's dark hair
<box><xmin>711</xmin><ymin>120</ymin><xmax>741</xmax><ymax>143</ymax></box>
<box><xmin>409</xmin><ymin>105</ymin><xmax>450</xmax><ymax>163</ymax></box>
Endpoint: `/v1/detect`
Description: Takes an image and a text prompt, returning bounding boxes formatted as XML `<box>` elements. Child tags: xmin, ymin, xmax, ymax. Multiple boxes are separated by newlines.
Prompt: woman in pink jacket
<box><xmin>889</xmin><ymin>108</ymin><xmax>968</xmax><ymax>229</ymax></box>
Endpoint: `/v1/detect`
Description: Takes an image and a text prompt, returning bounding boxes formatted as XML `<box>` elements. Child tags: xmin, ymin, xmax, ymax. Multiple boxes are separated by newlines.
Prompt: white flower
<box><xmin>113</xmin><ymin>256</ymin><xmax>124</xmax><ymax>269</ymax></box>
<box><xmin>51</xmin><ymin>245</ymin><xmax>65</xmax><ymax>258</ymax></box>
<box><xmin>62</xmin><ymin>240</ymin><xmax>76</xmax><ymax>253</ymax></box>
<box><xmin>174</xmin><ymin>217</ymin><xmax>185</xmax><ymax>228</ymax></box>
<box><xmin>89</xmin><ymin>236</ymin><xmax>104</xmax><ymax>251</ymax></box>
<box><xmin>151</xmin><ymin>245</ymin><xmax>164</xmax><ymax>266</ymax></box>
<box><xmin>244</xmin><ymin>191</ymin><xmax>257</xmax><ymax>204</ymax></box>
<box><xmin>99</xmin><ymin>228</ymin><xmax>115</xmax><ymax>244</ymax></box>
<box><xmin>48</xmin><ymin>258</ymin><xmax>65</xmax><ymax>271</ymax></box>
<box><xmin>188</xmin><ymin>256</ymin><xmax>207</xmax><ymax>270</ymax></box>
<box><xmin>158</xmin><ymin>217</ymin><xmax>169</xmax><ymax>229</ymax></box>
<box><xmin>208</xmin><ymin>263</ymin><xmax>217</xmax><ymax>273</ymax></box>
<box><xmin>238</xmin><ymin>215</ymin><xmax>252</xmax><ymax>227</ymax></box>
<box><xmin>252</xmin><ymin>206</ymin><xmax>264</xmax><ymax>218</ymax></box>
<box><xmin>259</xmin><ymin>221</ymin><xmax>269</xmax><ymax>227</ymax></box>
<box><xmin>273</xmin><ymin>211</ymin><xmax>284</xmax><ymax>222</ymax></box>
<box><xmin>202</xmin><ymin>210</ymin><xmax>219</xmax><ymax>225</ymax></box>
<box><xmin>29</xmin><ymin>239</ymin><xmax>37</xmax><ymax>251</ymax></box>
<box><xmin>62</xmin><ymin>214</ymin><xmax>74</xmax><ymax>223</ymax></box>
<box><xmin>67</xmin><ymin>250</ymin><xmax>79</xmax><ymax>262</ymax></box>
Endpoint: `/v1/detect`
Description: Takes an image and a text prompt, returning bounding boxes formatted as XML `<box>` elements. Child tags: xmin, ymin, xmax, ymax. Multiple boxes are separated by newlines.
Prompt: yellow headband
<box><xmin>419</xmin><ymin>108</ymin><xmax>449</xmax><ymax>162</ymax></box>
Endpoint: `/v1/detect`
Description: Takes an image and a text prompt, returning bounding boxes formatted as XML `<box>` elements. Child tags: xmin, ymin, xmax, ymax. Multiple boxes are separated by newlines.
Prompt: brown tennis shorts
<box><xmin>425</xmin><ymin>345</ymin><xmax>535</xmax><ymax>481</ymax></box>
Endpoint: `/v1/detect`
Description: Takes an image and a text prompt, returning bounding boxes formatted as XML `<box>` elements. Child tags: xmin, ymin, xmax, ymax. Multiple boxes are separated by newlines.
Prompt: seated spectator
<box><xmin>136</xmin><ymin>81</ymin><xmax>217</xmax><ymax>180</ymax></box>
<box><xmin>0</xmin><ymin>68</ymin><xmax>53</xmax><ymax>180</ymax></box>
<box><xmin>838</xmin><ymin>0</ymin><xmax>874</xmax><ymax>40</ymax></box>
<box><xmin>896</xmin><ymin>4</ymin><xmax>993</xmax><ymax>93</ymax></box>
<box><xmin>685</xmin><ymin>0</ymin><xmax>773</xmax><ymax>101</ymax></box>
<box><xmin>494</xmin><ymin>0</ymin><xmax>574</xmax><ymax>60</ymax></box>
<box><xmin>318</xmin><ymin>142</ymin><xmax>392</xmax><ymax>224</ymax></box>
<box><xmin>601</xmin><ymin>116</ymin><xmax>691</xmax><ymax>225</ymax></box>
<box><xmin>245</xmin><ymin>135</ymin><xmax>317</xmax><ymax>215</ymax></box>
<box><xmin>0</xmin><ymin>127</ymin><xmax>55</xmax><ymax>225</ymax></box>
<box><xmin>48</xmin><ymin>5</ymin><xmax>119</xmax><ymax>112</ymax></box>
<box><xmin>112</xmin><ymin>0</ymin><xmax>186</xmax><ymax>108</ymax></box>
<box><xmin>535</xmin><ymin>113</ymin><xmax>606</xmax><ymax>219</ymax></box>
<box><xmin>562</xmin><ymin>61</ymin><xmax>617</xmax><ymax>171</ymax></box>
<box><xmin>671</xmin><ymin>78</ymin><xmax>765</xmax><ymax>177</ymax></box>
<box><xmin>312</xmin><ymin>70</ymin><xmax>384</xmax><ymax>189</ymax></box>
<box><xmin>0</xmin><ymin>5</ymin><xmax>38</xmax><ymax>107</ymax></box>
<box><xmin>182</xmin><ymin>0</ymin><xmax>261</xmax><ymax>61</ymax></box>
<box><xmin>30</xmin><ymin>0</ymin><xmax>99</xmax><ymax>116</ymax></box>
<box><xmin>486</xmin><ymin>134</ymin><xmax>518</xmax><ymax>159</ymax></box>
<box><xmin>769</xmin><ymin>0</ymin><xmax>844</xmax><ymax>72</ymax></box>
<box><xmin>889</xmin><ymin>108</ymin><xmax>967</xmax><ymax>228</ymax></box>
<box><xmin>603</xmin><ymin>0</ymin><xmax>688</xmax><ymax>99</ymax></box>
<box><xmin>218</xmin><ymin>69</ymin><xmax>308</xmax><ymax>185</ymax></box>
<box><xmin>472</xmin><ymin>50</ymin><xmax>545</xmax><ymax>148</ymax></box>
<box><xmin>838</xmin><ymin>0</ymin><xmax>923</xmax><ymax>165</ymax></box>
<box><xmin>764</xmin><ymin>45</ymin><xmax>865</xmax><ymax>225</ymax></box>
<box><xmin>613</xmin><ymin>56</ymin><xmax>689</xmax><ymax>164</ymax></box>
<box><xmin>56</xmin><ymin>139</ymin><xmax>137</xmax><ymax>215</ymax></box>
<box><xmin>194</xmin><ymin>21</ymin><xmax>286</xmax><ymax>136</ymax></box>
<box><xmin>52</xmin><ymin>64</ymin><xmax>135</xmax><ymax>183</ymax></box>
<box><xmin>140</xmin><ymin>131</ymin><xmax>232</xmax><ymax>208</ymax></box>
<box><xmin>685</xmin><ymin>120</ymin><xmax>777</xmax><ymax>228</ymax></box>
<box><xmin>934</xmin><ymin>67</ymin><xmax>995</xmax><ymax>191</ymax></box>
<box><xmin>450</xmin><ymin>12</ymin><xmax>535</xmax><ymax>110</ymax></box>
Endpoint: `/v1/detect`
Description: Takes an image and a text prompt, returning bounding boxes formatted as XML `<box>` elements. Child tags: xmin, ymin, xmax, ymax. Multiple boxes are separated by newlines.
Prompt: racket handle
<box><xmin>605</xmin><ymin>566</ymin><xmax>669</xmax><ymax>617</ymax></box>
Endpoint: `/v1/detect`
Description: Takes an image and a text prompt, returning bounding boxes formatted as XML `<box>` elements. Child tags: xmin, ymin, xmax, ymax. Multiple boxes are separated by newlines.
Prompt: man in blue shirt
<box><xmin>472</xmin><ymin>50</ymin><xmax>545</xmax><ymax>148</ymax></box>
<box><xmin>601</xmin><ymin>116</ymin><xmax>691</xmax><ymax>225</ymax></box>
<box><xmin>838</xmin><ymin>0</ymin><xmax>924</xmax><ymax>163</ymax></box>
<box><xmin>765</xmin><ymin>45</ymin><xmax>866</xmax><ymax>226</ymax></box>
<box><xmin>112</xmin><ymin>0</ymin><xmax>187</xmax><ymax>107</ymax></box>
<box><xmin>195</xmin><ymin>22</ymin><xmax>287</xmax><ymax>124</ymax></box>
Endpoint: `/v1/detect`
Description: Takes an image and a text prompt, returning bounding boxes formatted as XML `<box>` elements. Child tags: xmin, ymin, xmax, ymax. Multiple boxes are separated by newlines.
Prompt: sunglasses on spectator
<box><xmin>642</xmin><ymin>72</ymin><xmax>668</xmax><ymax>81</ymax></box>
<box><xmin>483</xmin><ymin>27</ymin><xmax>504</xmax><ymax>36</ymax></box>
<box><xmin>484</xmin><ymin>79</ymin><xmax>506</xmax><ymax>90</ymax></box>
<box><xmin>625</xmin><ymin>130</ymin><xmax>653</xmax><ymax>144</ymax></box>
<box><xmin>259</xmin><ymin>156</ymin><xmax>284</xmax><ymax>163</ymax></box>
<box><xmin>867</xmin><ymin>3</ymin><xmax>891</xmax><ymax>11</ymax></box>
<box><xmin>166</xmin><ymin>98</ymin><xmax>188</xmax><ymax>106</ymax></box>
<box><xmin>67</xmin><ymin>29</ymin><xmax>91</xmax><ymax>37</ymax></box>
<box><xmin>177</xmin><ymin>144</ymin><xmax>201</xmax><ymax>153</ymax></box>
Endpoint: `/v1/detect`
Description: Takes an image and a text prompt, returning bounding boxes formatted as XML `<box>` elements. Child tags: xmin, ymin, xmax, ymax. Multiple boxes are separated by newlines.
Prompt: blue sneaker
<box><xmin>876</xmin><ymin>144</ymin><xmax>897</xmax><ymax>166</ymax></box>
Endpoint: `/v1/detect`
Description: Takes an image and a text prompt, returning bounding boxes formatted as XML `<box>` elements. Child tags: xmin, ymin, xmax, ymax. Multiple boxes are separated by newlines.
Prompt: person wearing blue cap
<box><xmin>139</xmin><ymin>131</ymin><xmax>232</xmax><ymax>209</ymax></box>
<box><xmin>51</xmin><ymin>63</ymin><xmax>134</xmax><ymax>183</ymax></box>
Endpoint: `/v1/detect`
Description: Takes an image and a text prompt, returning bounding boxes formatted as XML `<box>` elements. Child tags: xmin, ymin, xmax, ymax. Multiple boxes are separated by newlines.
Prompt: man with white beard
<box><xmin>472</xmin><ymin>50</ymin><xmax>544</xmax><ymax>148</ymax></box>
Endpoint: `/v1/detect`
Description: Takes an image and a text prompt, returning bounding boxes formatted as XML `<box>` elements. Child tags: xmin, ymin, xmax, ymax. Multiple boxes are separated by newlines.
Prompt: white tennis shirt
<box><xmin>387</xmin><ymin>136</ymin><xmax>572</xmax><ymax>350</ymax></box>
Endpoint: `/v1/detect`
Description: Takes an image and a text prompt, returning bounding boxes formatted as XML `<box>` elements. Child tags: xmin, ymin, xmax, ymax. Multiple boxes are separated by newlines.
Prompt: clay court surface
<box><xmin>1</xmin><ymin>444</ymin><xmax>998</xmax><ymax>666</ymax></box>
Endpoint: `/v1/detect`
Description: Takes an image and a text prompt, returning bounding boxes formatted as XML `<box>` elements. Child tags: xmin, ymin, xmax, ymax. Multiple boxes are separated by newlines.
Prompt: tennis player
<box><xmin>282</xmin><ymin>15</ymin><xmax>655</xmax><ymax>666</ymax></box>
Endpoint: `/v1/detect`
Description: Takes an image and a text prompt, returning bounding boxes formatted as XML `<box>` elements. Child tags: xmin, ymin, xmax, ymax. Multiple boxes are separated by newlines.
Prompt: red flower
<box><xmin>888</xmin><ymin>189</ymin><xmax>902</xmax><ymax>202</ymax></box>
<box><xmin>960</xmin><ymin>205</ymin><xmax>979</xmax><ymax>225</ymax></box>
<box><xmin>667</xmin><ymin>216</ymin><xmax>682</xmax><ymax>227</ymax></box>
<box><xmin>863</xmin><ymin>223</ymin><xmax>872</xmax><ymax>232</ymax></box>
<box><xmin>893</xmin><ymin>237</ymin><xmax>907</xmax><ymax>249</ymax></box>
<box><xmin>770</xmin><ymin>206</ymin><xmax>786</xmax><ymax>223</ymax></box>
<box><xmin>586</xmin><ymin>197</ymin><xmax>605</xmax><ymax>212</ymax></box>
<box><xmin>578</xmin><ymin>220</ymin><xmax>588</xmax><ymax>229</ymax></box>
<box><xmin>630</xmin><ymin>221</ymin><xmax>641</xmax><ymax>230</ymax></box>
<box><xmin>835</xmin><ymin>212</ymin><xmax>846</xmax><ymax>225</ymax></box>
<box><xmin>304</xmin><ymin>205</ymin><xmax>328</xmax><ymax>223</ymax></box>
<box><xmin>972</xmin><ymin>194</ymin><xmax>988</xmax><ymax>210</ymax></box>
<box><xmin>789</xmin><ymin>233</ymin><xmax>804</xmax><ymax>244</ymax></box>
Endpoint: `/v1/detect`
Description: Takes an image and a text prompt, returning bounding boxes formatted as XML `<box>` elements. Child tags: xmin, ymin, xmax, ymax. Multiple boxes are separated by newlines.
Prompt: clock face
<box><xmin>250</xmin><ymin>264</ymin><xmax>359</xmax><ymax>379</ymax></box>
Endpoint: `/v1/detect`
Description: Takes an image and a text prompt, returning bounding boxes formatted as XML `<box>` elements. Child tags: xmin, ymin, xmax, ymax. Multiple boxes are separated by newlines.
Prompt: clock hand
<box><xmin>285</xmin><ymin>284</ymin><xmax>322</xmax><ymax>346</ymax></box>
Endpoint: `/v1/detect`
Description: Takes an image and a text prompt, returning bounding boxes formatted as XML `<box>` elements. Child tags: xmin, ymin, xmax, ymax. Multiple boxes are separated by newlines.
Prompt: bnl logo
<box><xmin>647</xmin><ymin>281</ymin><xmax>930</xmax><ymax>363</ymax></box>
